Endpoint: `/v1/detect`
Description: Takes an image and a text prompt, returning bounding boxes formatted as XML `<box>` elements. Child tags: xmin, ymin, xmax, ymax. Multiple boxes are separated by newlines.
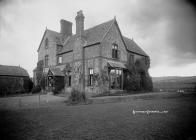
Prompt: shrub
<box><xmin>52</xmin><ymin>76</ymin><xmax>64</xmax><ymax>94</ymax></box>
<box><xmin>67</xmin><ymin>89</ymin><xmax>87</xmax><ymax>104</ymax></box>
<box><xmin>124</xmin><ymin>72</ymin><xmax>141</xmax><ymax>91</ymax></box>
<box><xmin>40</xmin><ymin>76</ymin><xmax>46</xmax><ymax>90</ymax></box>
<box><xmin>31</xmin><ymin>85</ymin><xmax>41</xmax><ymax>93</ymax></box>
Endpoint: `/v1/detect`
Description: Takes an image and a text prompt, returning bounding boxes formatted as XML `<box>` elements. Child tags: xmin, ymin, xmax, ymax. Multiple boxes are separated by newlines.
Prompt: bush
<box><xmin>140</xmin><ymin>74</ymin><xmax>153</xmax><ymax>91</ymax></box>
<box><xmin>52</xmin><ymin>76</ymin><xmax>64</xmax><ymax>94</ymax></box>
<box><xmin>31</xmin><ymin>85</ymin><xmax>41</xmax><ymax>93</ymax></box>
<box><xmin>67</xmin><ymin>89</ymin><xmax>87</xmax><ymax>104</ymax></box>
<box><xmin>124</xmin><ymin>72</ymin><xmax>141</xmax><ymax>91</ymax></box>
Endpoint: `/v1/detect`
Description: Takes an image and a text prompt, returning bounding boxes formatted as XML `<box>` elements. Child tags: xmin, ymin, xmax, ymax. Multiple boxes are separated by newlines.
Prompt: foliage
<box><xmin>62</xmin><ymin>63</ymin><xmax>72</xmax><ymax>75</ymax></box>
<box><xmin>31</xmin><ymin>85</ymin><xmax>41</xmax><ymax>93</ymax></box>
<box><xmin>36</xmin><ymin>60</ymin><xmax>44</xmax><ymax>85</ymax></box>
<box><xmin>124</xmin><ymin>71</ymin><xmax>141</xmax><ymax>91</ymax></box>
<box><xmin>0</xmin><ymin>76</ymin><xmax>33</xmax><ymax>96</ymax></box>
<box><xmin>125</xmin><ymin>57</ymin><xmax>153</xmax><ymax>92</ymax></box>
<box><xmin>52</xmin><ymin>76</ymin><xmax>64</xmax><ymax>94</ymax></box>
<box><xmin>140</xmin><ymin>73</ymin><xmax>153</xmax><ymax>91</ymax></box>
<box><xmin>23</xmin><ymin>78</ymin><xmax>34</xmax><ymax>92</ymax></box>
<box><xmin>40</xmin><ymin>75</ymin><xmax>46</xmax><ymax>90</ymax></box>
<box><xmin>67</xmin><ymin>89</ymin><xmax>87</xmax><ymax>104</ymax></box>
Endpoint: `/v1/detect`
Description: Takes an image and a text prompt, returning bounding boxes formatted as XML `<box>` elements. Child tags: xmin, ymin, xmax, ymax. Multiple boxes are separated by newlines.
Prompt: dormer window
<box><xmin>112</xmin><ymin>44</ymin><xmax>119</xmax><ymax>59</ymax></box>
<box><xmin>45</xmin><ymin>38</ymin><xmax>49</xmax><ymax>49</ymax></box>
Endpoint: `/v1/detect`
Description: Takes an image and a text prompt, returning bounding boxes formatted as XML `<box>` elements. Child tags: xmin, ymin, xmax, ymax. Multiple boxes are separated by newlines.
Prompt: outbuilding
<box><xmin>0</xmin><ymin>65</ymin><xmax>33</xmax><ymax>96</ymax></box>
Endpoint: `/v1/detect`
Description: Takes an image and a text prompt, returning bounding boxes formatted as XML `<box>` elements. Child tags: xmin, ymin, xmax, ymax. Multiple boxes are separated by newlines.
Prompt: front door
<box><xmin>110</xmin><ymin>68</ymin><xmax>122</xmax><ymax>89</ymax></box>
<box><xmin>48</xmin><ymin>76</ymin><xmax>54</xmax><ymax>92</ymax></box>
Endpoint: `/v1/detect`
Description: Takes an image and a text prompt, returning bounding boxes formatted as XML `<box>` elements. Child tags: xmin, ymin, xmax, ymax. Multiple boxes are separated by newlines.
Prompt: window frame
<box><xmin>57</xmin><ymin>56</ymin><xmax>63</xmax><ymax>64</ymax></box>
<box><xmin>45</xmin><ymin>38</ymin><xmax>49</xmax><ymax>49</ymax></box>
<box><xmin>88</xmin><ymin>68</ymin><xmax>94</xmax><ymax>86</ymax></box>
<box><xmin>68</xmin><ymin>75</ymin><xmax>71</xmax><ymax>87</ymax></box>
<box><xmin>45</xmin><ymin>55</ymin><xmax>49</xmax><ymax>67</ymax></box>
<box><xmin>112</xmin><ymin>44</ymin><xmax>119</xmax><ymax>59</ymax></box>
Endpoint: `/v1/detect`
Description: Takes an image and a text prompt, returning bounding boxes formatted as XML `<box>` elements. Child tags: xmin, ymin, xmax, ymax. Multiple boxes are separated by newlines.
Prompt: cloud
<box><xmin>0</xmin><ymin>0</ymin><xmax>196</xmax><ymax>77</ymax></box>
<box><xmin>121</xmin><ymin>0</ymin><xmax>196</xmax><ymax>67</ymax></box>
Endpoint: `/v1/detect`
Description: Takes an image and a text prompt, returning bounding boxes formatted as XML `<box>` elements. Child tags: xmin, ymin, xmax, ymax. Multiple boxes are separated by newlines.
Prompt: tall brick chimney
<box><xmin>60</xmin><ymin>19</ymin><xmax>72</xmax><ymax>38</ymax></box>
<box><xmin>75</xmin><ymin>10</ymin><xmax>85</xmax><ymax>35</ymax></box>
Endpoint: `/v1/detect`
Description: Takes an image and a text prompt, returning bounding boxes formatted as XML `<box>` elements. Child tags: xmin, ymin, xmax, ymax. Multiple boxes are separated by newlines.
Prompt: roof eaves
<box><xmin>100</xmin><ymin>19</ymin><xmax>115</xmax><ymax>42</ymax></box>
<box><xmin>110</xmin><ymin>19</ymin><xmax>128</xmax><ymax>52</ymax></box>
<box><xmin>37</xmin><ymin>29</ymin><xmax>47</xmax><ymax>52</ymax></box>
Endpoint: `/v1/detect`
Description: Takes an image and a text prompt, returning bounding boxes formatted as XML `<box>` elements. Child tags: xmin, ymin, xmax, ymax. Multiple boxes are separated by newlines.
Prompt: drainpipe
<box><xmin>82</xmin><ymin>46</ymin><xmax>85</xmax><ymax>94</ymax></box>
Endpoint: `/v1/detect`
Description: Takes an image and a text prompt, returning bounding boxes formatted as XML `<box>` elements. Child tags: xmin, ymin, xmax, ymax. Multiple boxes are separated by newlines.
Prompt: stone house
<box><xmin>35</xmin><ymin>10</ymin><xmax>150</xmax><ymax>96</ymax></box>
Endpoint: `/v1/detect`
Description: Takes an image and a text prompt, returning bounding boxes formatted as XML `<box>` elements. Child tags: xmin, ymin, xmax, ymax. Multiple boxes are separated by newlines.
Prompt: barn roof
<box><xmin>0</xmin><ymin>65</ymin><xmax>29</xmax><ymax>77</ymax></box>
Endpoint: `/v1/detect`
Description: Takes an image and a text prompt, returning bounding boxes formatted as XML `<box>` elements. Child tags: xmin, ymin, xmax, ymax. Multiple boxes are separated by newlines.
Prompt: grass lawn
<box><xmin>0</xmin><ymin>93</ymin><xmax>196</xmax><ymax>140</ymax></box>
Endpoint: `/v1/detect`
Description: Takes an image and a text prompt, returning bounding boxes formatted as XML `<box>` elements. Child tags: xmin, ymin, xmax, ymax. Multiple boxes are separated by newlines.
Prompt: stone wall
<box><xmin>101</xmin><ymin>22</ymin><xmax>127</xmax><ymax>62</ymax></box>
<box><xmin>84</xmin><ymin>44</ymin><xmax>100</xmax><ymax>59</ymax></box>
<box><xmin>62</xmin><ymin>51</ymin><xmax>73</xmax><ymax>63</ymax></box>
<box><xmin>38</xmin><ymin>31</ymin><xmax>60</xmax><ymax>68</ymax></box>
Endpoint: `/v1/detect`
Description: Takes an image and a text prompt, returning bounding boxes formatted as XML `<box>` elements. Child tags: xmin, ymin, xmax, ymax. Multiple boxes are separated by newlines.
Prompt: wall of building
<box><xmin>38</xmin><ymin>31</ymin><xmax>59</xmax><ymax>67</ymax></box>
<box><xmin>84</xmin><ymin>44</ymin><xmax>100</xmax><ymax>59</ymax></box>
<box><xmin>84</xmin><ymin>57</ymin><xmax>101</xmax><ymax>97</ymax></box>
<box><xmin>101</xmin><ymin>22</ymin><xmax>127</xmax><ymax>62</ymax></box>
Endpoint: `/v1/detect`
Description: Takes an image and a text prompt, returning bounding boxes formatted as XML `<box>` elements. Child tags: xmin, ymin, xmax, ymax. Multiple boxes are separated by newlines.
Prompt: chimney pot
<box><xmin>60</xmin><ymin>19</ymin><xmax>72</xmax><ymax>38</ymax></box>
<box><xmin>75</xmin><ymin>10</ymin><xmax>85</xmax><ymax>35</ymax></box>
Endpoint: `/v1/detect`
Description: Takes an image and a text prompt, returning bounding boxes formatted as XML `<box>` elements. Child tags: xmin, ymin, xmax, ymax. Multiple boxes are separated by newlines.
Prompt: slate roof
<box><xmin>0</xmin><ymin>65</ymin><xmax>29</xmax><ymax>77</ymax></box>
<box><xmin>49</xmin><ymin>68</ymin><xmax>64</xmax><ymax>76</ymax></box>
<box><xmin>123</xmin><ymin>36</ymin><xmax>148</xmax><ymax>56</ymax></box>
<box><xmin>58</xmin><ymin>19</ymin><xmax>114</xmax><ymax>54</ymax></box>
<box><xmin>40</xmin><ymin>19</ymin><xmax>148</xmax><ymax>56</ymax></box>
<box><xmin>37</xmin><ymin>29</ymin><xmax>62</xmax><ymax>52</ymax></box>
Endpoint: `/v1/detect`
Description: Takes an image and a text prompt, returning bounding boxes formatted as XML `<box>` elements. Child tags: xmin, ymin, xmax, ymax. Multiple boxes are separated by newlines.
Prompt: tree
<box><xmin>36</xmin><ymin>60</ymin><xmax>44</xmax><ymax>85</ymax></box>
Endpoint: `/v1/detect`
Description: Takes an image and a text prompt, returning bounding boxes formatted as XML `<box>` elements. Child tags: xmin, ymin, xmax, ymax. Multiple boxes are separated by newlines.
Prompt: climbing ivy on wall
<box><xmin>125</xmin><ymin>58</ymin><xmax>153</xmax><ymax>92</ymax></box>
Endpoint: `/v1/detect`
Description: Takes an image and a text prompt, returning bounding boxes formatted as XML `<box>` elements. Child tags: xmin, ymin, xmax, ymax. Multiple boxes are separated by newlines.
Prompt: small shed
<box><xmin>47</xmin><ymin>68</ymin><xmax>64</xmax><ymax>93</ymax></box>
<box><xmin>0</xmin><ymin>65</ymin><xmax>33</xmax><ymax>96</ymax></box>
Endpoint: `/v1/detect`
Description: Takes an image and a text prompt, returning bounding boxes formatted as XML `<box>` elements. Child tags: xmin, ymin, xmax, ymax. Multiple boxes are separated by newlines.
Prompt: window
<box><xmin>68</xmin><ymin>75</ymin><xmax>71</xmax><ymax>86</ymax></box>
<box><xmin>112</xmin><ymin>44</ymin><xmax>119</xmax><ymax>59</ymax></box>
<box><xmin>88</xmin><ymin>68</ymin><xmax>94</xmax><ymax>86</ymax></box>
<box><xmin>58</xmin><ymin>56</ymin><xmax>62</xmax><ymax>64</ymax></box>
<box><xmin>45</xmin><ymin>55</ymin><xmax>49</xmax><ymax>66</ymax></box>
<box><xmin>45</xmin><ymin>38</ymin><xmax>49</xmax><ymax>49</ymax></box>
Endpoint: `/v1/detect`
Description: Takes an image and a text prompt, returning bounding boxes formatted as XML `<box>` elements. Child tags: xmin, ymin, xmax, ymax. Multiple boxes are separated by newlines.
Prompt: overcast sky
<box><xmin>0</xmin><ymin>0</ymin><xmax>196</xmax><ymax>77</ymax></box>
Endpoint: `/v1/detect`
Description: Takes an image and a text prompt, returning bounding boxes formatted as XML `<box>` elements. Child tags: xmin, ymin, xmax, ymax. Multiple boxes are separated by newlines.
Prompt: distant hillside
<box><xmin>152</xmin><ymin>76</ymin><xmax>196</xmax><ymax>92</ymax></box>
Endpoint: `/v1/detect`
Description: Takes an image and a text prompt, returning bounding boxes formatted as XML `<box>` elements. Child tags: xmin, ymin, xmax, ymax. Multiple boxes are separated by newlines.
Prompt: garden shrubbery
<box><xmin>125</xmin><ymin>57</ymin><xmax>153</xmax><ymax>92</ymax></box>
<box><xmin>67</xmin><ymin>89</ymin><xmax>87</xmax><ymax>104</ymax></box>
<box><xmin>31</xmin><ymin>85</ymin><xmax>41</xmax><ymax>93</ymax></box>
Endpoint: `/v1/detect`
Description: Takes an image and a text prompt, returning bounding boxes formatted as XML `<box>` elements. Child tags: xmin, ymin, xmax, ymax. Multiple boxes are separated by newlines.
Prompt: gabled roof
<box><xmin>84</xmin><ymin>19</ymin><xmax>114</xmax><ymax>46</ymax></box>
<box><xmin>123</xmin><ymin>36</ymin><xmax>148</xmax><ymax>56</ymax></box>
<box><xmin>37</xmin><ymin>29</ymin><xmax>62</xmax><ymax>52</ymax></box>
<box><xmin>58</xmin><ymin>19</ymin><xmax>114</xmax><ymax>54</ymax></box>
<box><xmin>39</xmin><ymin>18</ymin><xmax>148</xmax><ymax>57</ymax></box>
<box><xmin>0</xmin><ymin>65</ymin><xmax>29</xmax><ymax>77</ymax></box>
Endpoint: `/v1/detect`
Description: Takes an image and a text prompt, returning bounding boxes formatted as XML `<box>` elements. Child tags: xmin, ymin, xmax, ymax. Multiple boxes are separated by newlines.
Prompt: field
<box><xmin>0</xmin><ymin>93</ymin><xmax>196</xmax><ymax>140</ymax></box>
<box><xmin>152</xmin><ymin>76</ymin><xmax>196</xmax><ymax>92</ymax></box>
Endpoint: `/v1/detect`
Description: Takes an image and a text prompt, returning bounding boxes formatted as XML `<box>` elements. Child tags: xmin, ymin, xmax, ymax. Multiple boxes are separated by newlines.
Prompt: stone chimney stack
<box><xmin>75</xmin><ymin>10</ymin><xmax>85</xmax><ymax>35</ymax></box>
<box><xmin>60</xmin><ymin>19</ymin><xmax>72</xmax><ymax>38</ymax></box>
